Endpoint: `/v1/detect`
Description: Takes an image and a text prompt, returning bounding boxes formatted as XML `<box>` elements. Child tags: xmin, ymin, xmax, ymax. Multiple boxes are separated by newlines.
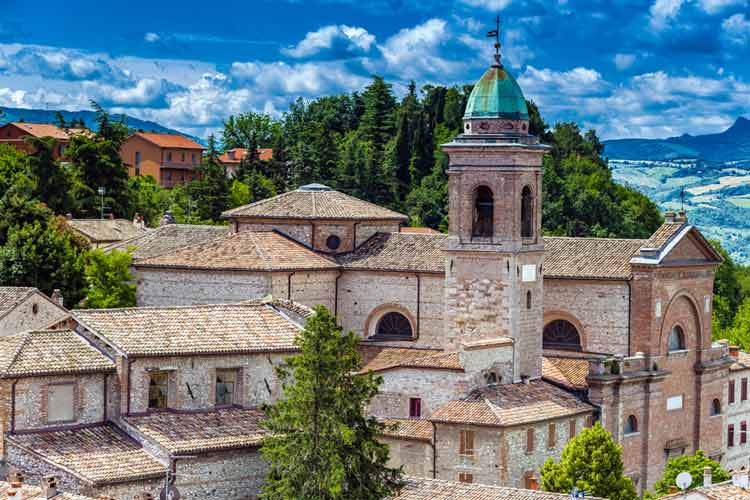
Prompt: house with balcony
<box><xmin>120</xmin><ymin>132</ymin><xmax>204</xmax><ymax>188</ymax></box>
<box><xmin>0</xmin><ymin>122</ymin><xmax>90</xmax><ymax>160</ymax></box>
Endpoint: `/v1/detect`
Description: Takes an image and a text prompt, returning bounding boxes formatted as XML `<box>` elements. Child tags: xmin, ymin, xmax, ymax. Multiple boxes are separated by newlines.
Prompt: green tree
<box><xmin>222</xmin><ymin>112</ymin><xmax>279</xmax><ymax>151</ymax></box>
<box><xmin>82</xmin><ymin>248</ymin><xmax>136</xmax><ymax>308</ymax></box>
<box><xmin>261</xmin><ymin>305</ymin><xmax>403</xmax><ymax>500</ymax></box>
<box><xmin>650</xmin><ymin>450</ymin><xmax>729</xmax><ymax>497</ymax></box>
<box><xmin>540</xmin><ymin>423</ymin><xmax>637</xmax><ymax>500</ymax></box>
<box><xmin>189</xmin><ymin>135</ymin><xmax>230</xmax><ymax>221</ymax></box>
<box><xmin>24</xmin><ymin>135</ymin><xmax>74</xmax><ymax>214</ymax></box>
<box><xmin>126</xmin><ymin>175</ymin><xmax>171</xmax><ymax>227</ymax></box>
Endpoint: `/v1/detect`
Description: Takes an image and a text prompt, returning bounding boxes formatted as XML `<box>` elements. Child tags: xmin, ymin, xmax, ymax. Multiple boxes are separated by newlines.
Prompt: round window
<box><xmin>326</xmin><ymin>235</ymin><xmax>341</xmax><ymax>251</ymax></box>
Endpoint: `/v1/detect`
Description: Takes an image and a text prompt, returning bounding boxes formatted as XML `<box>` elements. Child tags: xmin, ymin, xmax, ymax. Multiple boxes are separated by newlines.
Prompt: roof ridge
<box><xmin>245</xmin><ymin>231</ymin><xmax>270</xmax><ymax>271</ymax></box>
<box><xmin>222</xmin><ymin>190</ymin><xmax>295</xmax><ymax>217</ymax></box>
<box><xmin>3</xmin><ymin>331</ymin><xmax>31</xmax><ymax>376</ymax></box>
<box><xmin>544</xmin><ymin>235</ymin><xmax>648</xmax><ymax>243</ymax></box>
<box><xmin>73</xmin><ymin>302</ymin><xmax>273</xmax><ymax>314</ymax></box>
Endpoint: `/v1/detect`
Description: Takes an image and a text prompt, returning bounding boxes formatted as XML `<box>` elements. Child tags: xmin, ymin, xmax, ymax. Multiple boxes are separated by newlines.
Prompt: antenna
<box><xmin>676</xmin><ymin>471</ymin><xmax>693</xmax><ymax>490</ymax></box>
<box><xmin>486</xmin><ymin>16</ymin><xmax>501</xmax><ymax>66</ymax></box>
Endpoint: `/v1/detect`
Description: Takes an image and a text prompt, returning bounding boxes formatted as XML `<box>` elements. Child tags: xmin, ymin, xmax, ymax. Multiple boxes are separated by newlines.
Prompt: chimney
<box><xmin>664</xmin><ymin>211</ymin><xmax>676</xmax><ymax>223</ymax></box>
<box><xmin>8</xmin><ymin>470</ymin><xmax>23</xmax><ymax>488</ymax></box>
<box><xmin>50</xmin><ymin>289</ymin><xmax>64</xmax><ymax>308</ymax></box>
<box><xmin>703</xmin><ymin>466</ymin><xmax>712</xmax><ymax>487</ymax></box>
<box><xmin>6</xmin><ymin>488</ymin><xmax>17</xmax><ymax>498</ymax></box>
<box><xmin>108</xmin><ymin>213</ymin><xmax>114</xmax><ymax>221</ymax></box>
<box><xmin>676</xmin><ymin>210</ymin><xmax>688</xmax><ymax>223</ymax></box>
<box><xmin>730</xmin><ymin>346</ymin><xmax>740</xmax><ymax>359</ymax></box>
<box><xmin>43</xmin><ymin>476</ymin><xmax>58</xmax><ymax>499</ymax></box>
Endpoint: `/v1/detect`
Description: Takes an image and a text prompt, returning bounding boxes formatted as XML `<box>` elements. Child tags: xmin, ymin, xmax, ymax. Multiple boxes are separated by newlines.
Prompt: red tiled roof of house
<box><xmin>218</xmin><ymin>148</ymin><xmax>273</xmax><ymax>164</ymax></box>
<box><xmin>543</xmin><ymin>237</ymin><xmax>645</xmax><ymax>280</ymax></box>
<box><xmin>125</xmin><ymin>407</ymin><xmax>267</xmax><ymax>454</ymax></box>
<box><xmin>133</xmin><ymin>132</ymin><xmax>204</xmax><ymax>149</ymax></box>
<box><xmin>542</xmin><ymin>356</ymin><xmax>590</xmax><ymax>390</ymax></box>
<box><xmin>360</xmin><ymin>346</ymin><xmax>463</xmax><ymax>373</ymax></box>
<box><xmin>382</xmin><ymin>419</ymin><xmax>434</xmax><ymax>442</ymax></box>
<box><xmin>661</xmin><ymin>480</ymin><xmax>750</xmax><ymax>499</ymax></box>
<box><xmin>431</xmin><ymin>380</ymin><xmax>592</xmax><ymax>427</ymax></box>
<box><xmin>391</xmin><ymin>477</ymin><xmax>606</xmax><ymax>500</ymax></box>
<box><xmin>5</xmin><ymin>122</ymin><xmax>86</xmax><ymax>140</ymax></box>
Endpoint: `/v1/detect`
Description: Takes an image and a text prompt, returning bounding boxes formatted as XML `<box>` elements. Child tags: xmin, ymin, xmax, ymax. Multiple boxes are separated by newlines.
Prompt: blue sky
<box><xmin>1</xmin><ymin>0</ymin><xmax>749</xmax><ymax>139</ymax></box>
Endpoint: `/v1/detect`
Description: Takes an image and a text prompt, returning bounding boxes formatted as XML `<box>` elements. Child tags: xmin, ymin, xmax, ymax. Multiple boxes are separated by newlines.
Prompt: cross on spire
<box><xmin>486</xmin><ymin>16</ymin><xmax>502</xmax><ymax>66</ymax></box>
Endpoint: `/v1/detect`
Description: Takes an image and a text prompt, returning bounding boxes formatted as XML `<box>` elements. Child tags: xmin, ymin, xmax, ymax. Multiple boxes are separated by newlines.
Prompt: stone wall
<box><xmin>544</xmin><ymin>279</ymin><xmax>630</xmax><ymax>355</ymax></box>
<box><xmin>356</xmin><ymin>223</ymin><xmax>402</xmax><ymax>247</ymax></box>
<box><xmin>382</xmin><ymin>437</ymin><xmax>433</xmax><ymax>478</ymax></box>
<box><xmin>0</xmin><ymin>293</ymin><xmax>68</xmax><ymax>336</ymax></box>
<box><xmin>337</xmin><ymin>272</ymin><xmax>444</xmax><ymax>349</ymax></box>
<box><xmin>271</xmin><ymin>271</ymin><xmax>338</xmax><ymax>312</ymax></box>
<box><xmin>135</xmin><ymin>268</ymin><xmax>272</xmax><ymax>306</ymax></box>
<box><xmin>724</xmin><ymin>366</ymin><xmax>749</xmax><ymax>471</ymax></box>
<box><xmin>370</xmin><ymin>368</ymin><xmax>468</xmax><ymax>419</ymax></box>
<box><xmin>173</xmin><ymin>450</ymin><xmax>267</xmax><ymax>500</ymax></box>
<box><xmin>235</xmin><ymin>221</ymin><xmax>313</xmax><ymax>247</ymax></box>
<box><xmin>125</xmin><ymin>353</ymin><xmax>290</xmax><ymax>414</ymax></box>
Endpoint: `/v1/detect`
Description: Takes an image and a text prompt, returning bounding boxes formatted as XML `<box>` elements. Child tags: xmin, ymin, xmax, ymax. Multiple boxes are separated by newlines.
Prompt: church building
<box><xmin>118</xmin><ymin>49</ymin><xmax>734</xmax><ymax>493</ymax></box>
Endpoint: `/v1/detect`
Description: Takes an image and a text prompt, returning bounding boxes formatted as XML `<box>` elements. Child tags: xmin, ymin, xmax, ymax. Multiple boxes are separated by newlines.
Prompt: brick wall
<box><xmin>544</xmin><ymin>279</ymin><xmax>630</xmax><ymax>355</ymax></box>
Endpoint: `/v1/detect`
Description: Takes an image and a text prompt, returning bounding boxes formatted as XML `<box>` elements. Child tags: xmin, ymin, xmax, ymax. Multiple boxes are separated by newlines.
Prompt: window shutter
<box><xmin>526</xmin><ymin>428</ymin><xmax>535</xmax><ymax>452</ymax></box>
<box><xmin>729</xmin><ymin>425</ymin><xmax>735</xmax><ymax>447</ymax></box>
<box><xmin>730</xmin><ymin>380</ymin><xmax>736</xmax><ymax>404</ymax></box>
<box><xmin>548</xmin><ymin>423</ymin><xmax>556</xmax><ymax>449</ymax></box>
<box><xmin>569</xmin><ymin>419</ymin><xmax>576</xmax><ymax>440</ymax></box>
<box><xmin>742</xmin><ymin>421</ymin><xmax>747</xmax><ymax>444</ymax></box>
<box><xmin>742</xmin><ymin>378</ymin><xmax>748</xmax><ymax>401</ymax></box>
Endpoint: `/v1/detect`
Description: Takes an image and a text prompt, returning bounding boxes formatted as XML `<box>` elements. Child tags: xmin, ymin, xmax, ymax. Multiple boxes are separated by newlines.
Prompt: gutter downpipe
<box><xmin>10</xmin><ymin>379</ymin><xmax>18</xmax><ymax>434</ymax></box>
<box><xmin>353</xmin><ymin>222</ymin><xmax>361</xmax><ymax>248</ymax></box>
<box><xmin>431</xmin><ymin>421</ymin><xmax>437</xmax><ymax>478</ymax></box>
<box><xmin>126</xmin><ymin>357</ymin><xmax>133</xmax><ymax>416</ymax></box>
<box><xmin>415</xmin><ymin>274</ymin><xmax>421</xmax><ymax>339</ymax></box>
<box><xmin>627</xmin><ymin>280</ymin><xmax>632</xmax><ymax>357</ymax></box>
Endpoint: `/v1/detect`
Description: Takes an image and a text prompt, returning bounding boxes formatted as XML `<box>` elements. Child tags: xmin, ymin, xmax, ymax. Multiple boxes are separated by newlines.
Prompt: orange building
<box><xmin>218</xmin><ymin>147</ymin><xmax>273</xmax><ymax>177</ymax></box>
<box><xmin>120</xmin><ymin>132</ymin><xmax>204</xmax><ymax>188</ymax></box>
<box><xmin>0</xmin><ymin>122</ymin><xmax>89</xmax><ymax>159</ymax></box>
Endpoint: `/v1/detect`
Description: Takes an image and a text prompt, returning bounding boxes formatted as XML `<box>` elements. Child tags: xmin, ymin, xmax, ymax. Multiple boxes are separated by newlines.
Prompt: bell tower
<box><xmin>441</xmin><ymin>30</ymin><xmax>549</xmax><ymax>381</ymax></box>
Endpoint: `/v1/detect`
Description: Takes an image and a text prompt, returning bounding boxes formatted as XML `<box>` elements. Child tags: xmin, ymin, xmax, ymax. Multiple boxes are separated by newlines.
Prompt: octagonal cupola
<box><xmin>463</xmin><ymin>64</ymin><xmax>530</xmax><ymax>135</ymax></box>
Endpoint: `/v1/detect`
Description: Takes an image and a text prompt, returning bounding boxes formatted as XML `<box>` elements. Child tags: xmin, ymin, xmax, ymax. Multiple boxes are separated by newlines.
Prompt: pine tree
<box><xmin>261</xmin><ymin>306</ymin><xmax>403</xmax><ymax>500</ymax></box>
<box><xmin>359</xmin><ymin>76</ymin><xmax>396</xmax><ymax>154</ymax></box>
<box><xmin>540</xmin><ymin>422</ymin><xmax>638</xmax><ymax>500</ymax></box>
<box><xmin>189</xmin><ymin>135</ymin><xmax>230</xmax><ymax>221</ymax></box>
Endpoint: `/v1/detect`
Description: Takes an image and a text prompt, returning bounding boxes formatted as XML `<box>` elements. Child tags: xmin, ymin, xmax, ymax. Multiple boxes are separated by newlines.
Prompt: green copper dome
<box><xmin>464</xmin><ymin>64</ymin><xmax>529</xmax><ymax>121</ymax></box>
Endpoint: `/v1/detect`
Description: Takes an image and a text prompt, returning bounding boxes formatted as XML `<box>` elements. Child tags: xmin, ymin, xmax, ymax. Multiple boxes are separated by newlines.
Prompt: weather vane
<box><xmin>487</xmin><ymin>16</ymin><xmax>501</xmax><ymax>66</ymax></box>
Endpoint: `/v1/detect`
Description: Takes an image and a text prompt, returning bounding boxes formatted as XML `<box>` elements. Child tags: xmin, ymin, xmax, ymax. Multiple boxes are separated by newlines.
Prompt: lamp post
<box><xmin>97</xmin><ymin>186</ymin><xmax>106</xmax><ymax>220</ymax></box>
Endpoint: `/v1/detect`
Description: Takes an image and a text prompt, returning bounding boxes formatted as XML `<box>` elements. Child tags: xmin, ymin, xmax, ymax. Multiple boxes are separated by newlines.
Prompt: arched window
<box><xmin>473</xmin><ymin>186</ymin><xmax>494</xmax><ymax>237</ymax></box>
<box><xmin>668</xmin><ymin>325</ymin><xmax>686</xmax><ymax>352</ymax></box>
<box><xmin>624</xmin><ymin>415</ymin><xmax>638</xmax><ymax>435</ymax></box>
<box><xmin>375</xmin><ymin>312</ymin><xmax>413</xmax><ymax>340</ymax></box>
<box><xmin>521</xmin><ymin>185</ymin><xmax>534</xmax><ymax>238</ymax></box>
<box><xmin>543</xmin><ymin>320</ymin><xmax>582</xmax><ymax>351</ymax></box>
<box><xmin>485</xmin><ymin>372</ymin><xmax>499</xmax><ymax>385</ymax></box>
<box><xmin>711</xmin><ymin>398</ymin><xmax>721</xmax><ymax>416</ymax></box>
<box><xmin>526</xmin><ymin>291</ymin><xmax>532</xmax><ymax>310</ymax></box>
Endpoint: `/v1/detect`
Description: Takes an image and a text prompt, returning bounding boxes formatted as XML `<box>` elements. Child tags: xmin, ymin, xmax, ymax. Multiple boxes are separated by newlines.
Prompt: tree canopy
<box><xmin>648</xmin><ymin>450</ymin><xmax>729</xmax><ymax>498</ymax></box>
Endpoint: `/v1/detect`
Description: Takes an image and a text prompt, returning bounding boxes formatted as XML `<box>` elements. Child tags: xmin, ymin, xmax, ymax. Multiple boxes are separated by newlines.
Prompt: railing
<box><xmin>161</xmin><ymin>161</ymin><xmax>200</xmax><ymax>170</ymax></box>
<box><xmin>588</xmin><ymin>342</ymin><xmax>731</xmax><ymax>377</ymax></box>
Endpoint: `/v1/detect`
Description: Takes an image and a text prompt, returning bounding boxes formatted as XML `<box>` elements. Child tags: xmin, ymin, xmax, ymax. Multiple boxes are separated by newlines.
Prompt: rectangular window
<box><xmin>526</xmin><ymin>428</ymin><xmax>535</xmax><ymax>453</ymax></box>
<box><xmin>742</xmin><ymin>378</ymin><xmax>747</xmax><ymax>401</ymax></box>
<box><xmin>166</xmin><ymin>152</ymin><xmax>172</xmax><ymax>162</ymax></box>
<box><xmin>459</xmin><ymin>429</ymin><xmax>475</xmax><ymax>458</ymax></box>
<box><xmin>409</xmin><ymin>398</ymin><xmax>422</xmax><ymax>418</ymax></box>
<box><xmin>181</xmin><ymin>152</ymin><xmax>185</xmax><ymax>162</ymax></box>
<box><xmin>135</xmin><ymin>151</ymin><xmax>141</xmax><ymax>166</ymax></box>
<box><xmin>569</xmin><ymin>419</ymin><xmax>577</xmax><ymax>440</ymax></box>
<box><xmin>742</xmin><ymin>421</ymin><xmax>747</xmax><ymax>445</ymax></box>
<box><xmin>585</xmin><ymin>415</ymin><xmax>593</xmax><ymax>428</ymax></box>
<box><xmin>521</xmin><ymin>264</ymin><xmax>537</xmax><ymax>282</ymax></box>
<box><xmin>458</xmin><ymin>472</ymin><xmax>473</xmax><ymax>483</ymax></box>
<box><xmin>730</xmin><ymin>380</ymin><xmax>736</xmax><ymax>404</ymax></box>
<box><xmin>47</xmin><ymin>383</ymin><xmax>75</xmax><ymax>423</ymax></box>
<box><xmin>729</xmin><ymin>424</ymin><xmax>736</xmax><ymax>447</ymax></box>
<box><xmin>667</xmin><ymin>395</ymin><xmax>683</xmax><ymax>411</ymax></box>
<box><xmin>192</xmin><ymin>153</ymin><xmax>197</xmax><ymax>163</ymax></box>
<box><xmin>548</xmin><ymin>423</ymin><xmax>557</xmax><ymax>449</ymax></box>
<box><xmin>215</xmin><ymin>369</ymin><xmax>237</xmax><ymax>406</ymax></box>
<box><xmin>148</xmin><ymin>372</ymin><xmax>169</xmax><ymax>409</ymax></box>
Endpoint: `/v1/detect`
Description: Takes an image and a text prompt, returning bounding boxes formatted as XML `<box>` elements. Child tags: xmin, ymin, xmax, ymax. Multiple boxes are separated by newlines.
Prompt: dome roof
<box><xmin>464</xmin><ymin>64</ymin><xmax>529</xmax><ymax>121</ymax></box>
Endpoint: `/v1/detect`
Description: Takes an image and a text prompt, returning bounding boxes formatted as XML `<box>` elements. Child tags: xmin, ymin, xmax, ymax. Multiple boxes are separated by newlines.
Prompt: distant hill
<box><xmin>604</xmin><ymin>117</ymin><xmax>750</xmax><ymax>163</ymax></box>
<box><xmin>0</xmin><ymin>106</ymin><xmax>204</xmax><ymax>144</ymax></box>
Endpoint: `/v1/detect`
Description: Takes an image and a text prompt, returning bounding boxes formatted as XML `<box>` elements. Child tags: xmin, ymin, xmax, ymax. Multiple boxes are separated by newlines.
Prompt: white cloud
<box><xmin>613</xmin><ymin>53</ymin><xmax>637</xmax><ymax>70</ymax></box>
<box><xmin>282</xmin><ymin>25</ymin><xmax>375</xmax><ymax>58</ymax></box>
<box><xmin>519</xmin><ymin>66</ymin><xmax>607</xmax><ymax>97</ymax></box>
<box><xmin>697</xmin><ymin>0</ymin><xmax>746</xmax><ymax>14</ymax></box>
<box><xmin>85</xmin><ymin>78</ymin><xmax>181</xmax><ymax>107</ymax></box>
<box><xmin>144</xmin><ymin>32</ymin><xmax>160</xmax><ymax>43</ymax></box>
<box><xmin>649</xmin><ymin>0</ymin><xmax>685</xmax><ymax>30</ymax></box>
<box><xmin>457</xmin><ymin>0</ymin><xmax>512</xmax><ymax>12</ymax></box>
<box><xmin>723</xmin><ymin>13</ymin><xmax>750</xmax><ymax>44</ymax></box>
<box><xmin>230</xmin><ymin>60</ymin><xmax>367</xmax><ymax>95</ymax></box>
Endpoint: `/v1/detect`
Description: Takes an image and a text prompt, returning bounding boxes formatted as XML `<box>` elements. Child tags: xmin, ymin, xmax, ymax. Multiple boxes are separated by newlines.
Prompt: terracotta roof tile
<box><xmin>0</xmin><ymin>287</ymin><xmax>37</xmax><ymax>317</ymax></box>
<box><xmin>644</xmin><ymin>221</ymin><xmax>686</xmax><ymax>249</ymax></box>
<box><xmin>67</xmin><ymin>219</ymin><xmax>149</xmax><ymax>244</ymax></box>
<box><xmin>218</xmin><ymin>148</ymin><xmax>273</xmax><ymax>164</ymax></box>
<box><xmin>400</xmin><ymin>227</ymin><xmax>442</xmax><ymax>234</ymax></box>
<box><xmin>125</xmin><ymin>408</ymin><xmax>267</xmax><ymax>454</ymax></box>
<box><xmin>542</xmin><ymin>237</ymin><xmax>645</xmax><ymax>280</ymax></box>
<box><xmin>134</xmin><ymin>132</ymin><xmax>204</xmax><ymax>149</ymax></box>
<box><xmin>662</xmin><ymin>481</ymin><xmax>750</xmax><ymax>499</ymax></box>
<box><xmin>222</xmin><ymin>185</ymin><xmax>408</xmax><ymax>221</ymax></box>
<box><xmin>431</xmin><ymin>380</ymin><xmax>592</xmax><ymax>427</ymax></box>
<box><xmin>731</xmin><ymin>351</ymin><xmax>750</xmax><ymax>371</ymax></box>
<box><xmin>0</xmin><ymin>330</ymin><xmax>114</xmax><ymax>379</ymax></box>
<box><xmin>337</xmin><ymin>233</ymin><xmax>447</xmax><ymax>273</ymax></box>
<box><xmin>103</xmin><ymin>224</ymin><xmax>229</xmax><ymax>261</ymax></box>
<box><xmin>73</xmin><ymin>302</ymin><xmax>303</xmax><ymax>357</ymax></box>
<box><xmin>382</xmin><ymin>419</ymin><xmax>434</xmax><ymax>442</ymax></box>
<box><xmin>392</xmin><ymin>477</ymin><xmax>605</xmax><ymax>500</ymax></box>
<box><xmin>135</xmin><ymin>230</ymin><xmax>338</xmax><ymax>272</ymax></box>
<box><xmin>5</xmin><ymin>122</ymin><xmax>91</xmax><ymax>140</ymax></box>
<box><xmin>7</xmin><ymin>425</ymin><xmax>165</xmax><ymax>485</ymax></box>
<box><xmin>360</xmin><ymin>347</ymin><xmax>462</xmax><ymax>373</ymax></box>
<box><xmin>542</xmin><ymin>356</ymin><xmax>590</xmax><ymax>390</ymax></box>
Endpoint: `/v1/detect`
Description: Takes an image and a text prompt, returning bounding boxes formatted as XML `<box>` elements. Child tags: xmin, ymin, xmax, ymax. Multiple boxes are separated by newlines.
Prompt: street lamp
<box><xmin>97</xmin><ymin>186</ymin><xmax>106</xmax><ymax>220</ymax></box>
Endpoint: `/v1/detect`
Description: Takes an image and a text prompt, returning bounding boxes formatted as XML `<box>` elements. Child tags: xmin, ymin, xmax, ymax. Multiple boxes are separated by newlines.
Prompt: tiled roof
<box><xmin>392</xmin><ymin>477</ymin><xmax>605</xmax><ymax>500</ymax></box>
<box><xmin>662</xmin><ymin>481</ymin><xmax>750</xmax><ymax>499</ymax></box>
<box><xmin>66</xmin><ymin>219</ymin><xmax>149</xmax><ymax>244</ymax></box>
<box><xmin>73</xmin><ymin>301</ymin><xmax>303</xmax><ymax>357</ymax></box>
<box><xmin>644</xmin><ymin>220</ymin><xmax>685</xmax><ymax>249</ymax></box>
<box><xmin>133</xmin><ymin>132</ymin><xmax>204</xmax><ymax>149</ymax></box>
<box><xmin>218</xmin><ymin>148</ymin><xmax>273</xmax><ymax>164</ymax></box>
<box><xmin>0</xmin><ymin>287</ymin><xmax>37</xmax><ymax>318</ymax></box>
<box><xmin>431</xmin><ymin>380</ymin><xmax>592</xmax><ymax>427</ymax></box>
<box><xmin>135</xmin><ymin>230</ymin><xmax>338</xmax><ymax>272</ymax></box>
<box><xmin>125</xmin><ymin>408</ymin><xmax>267</xmax><ymax>454</ymax></box>
<box><xmin>222</xmin><ymin>185</ymin><xmax>408</xmax><ymax>221</ymax></box>
<box><xmin>360</xmin><ymin>347</ymin><xmax>463</xmax><ymax>373</ymax></box>
<box><xmin>382</xmin><ymin>419</ymin><xmax>434</xmax><ymax>442</ymax></box>
<box><xmin>337</xmin><ymin>233</ymin><xmax>447</xmax><ymax>273</ymax></box>
<box><xmin>0</xmin><ymin>481</ymin><xmax>42</xmax><ymax>499</ymax></box>
<box><xmin>103</xmin><ymin>224</ymin><xmax>228</xmax><ymax>261</ymax></box>
<box><xmin>0</xmin><ymin>330</ymin><xmax>114</xmax><ymax>379</ymax></box>
<box><xmin>4</xmin><ymin>122</ymin><xmax>90</xmax><ymax>140</ymax></box>
<box><xmin>6</xmin><ymin>425</ymin><xmax>165</xmax><ymax>485</ymax></box>
<box><xmin>543</xmin><ymin>237</ymin><xmax>645</xmax><ymax>280</ymax></box>
<box><xmin>400</xmin><ymin>227</ymin><xmax>442</xmax><ymax>234</ymax></box>
<box><xmin>731</xmin><ymin>351</ymin><xmax>750</xmax><ymax>371</ymax></box>
<box><xmin>542</xmin><ymin>356</ymin><xmax>590</xmax><ymax>390</ymax></box>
